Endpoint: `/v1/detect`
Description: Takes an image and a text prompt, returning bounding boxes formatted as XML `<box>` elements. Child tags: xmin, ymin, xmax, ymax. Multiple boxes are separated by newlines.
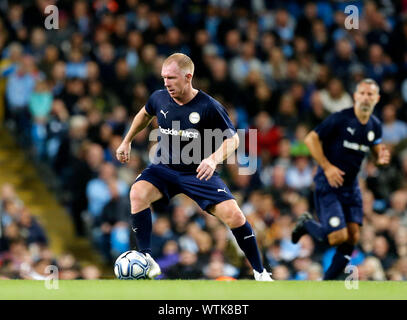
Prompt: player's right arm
<box><xmin>304</xmin><ymin>130</ymin><xmax>345</xmax><ymax>188</ymax></box>
<box><xmin>116</xmin><ymin>106</ymin><xmax>154</xmax><ymax>163</ymax></box>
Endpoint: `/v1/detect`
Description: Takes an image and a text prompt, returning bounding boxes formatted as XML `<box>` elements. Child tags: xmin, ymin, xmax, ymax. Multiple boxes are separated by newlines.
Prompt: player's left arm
<box><xmin>196</xmin><ymin>132</ymin><xmax>239</xmax><ymax>181</ymax></box>
<box><xmin>372</xmin><ymin>143</ymin><xmax>391</xmax><ymax>165</ymax></box>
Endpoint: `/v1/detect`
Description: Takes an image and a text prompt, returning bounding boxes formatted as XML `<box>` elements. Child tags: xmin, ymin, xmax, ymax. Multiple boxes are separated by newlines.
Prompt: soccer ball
<box><xmin>114</xmin><ymin>250</ymin><xmax>150</xmax><ymax>280</ymax></box>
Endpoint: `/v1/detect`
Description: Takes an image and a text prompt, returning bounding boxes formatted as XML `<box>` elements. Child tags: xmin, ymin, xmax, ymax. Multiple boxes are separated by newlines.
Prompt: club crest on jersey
<box><xmin>189</xmin><ymin>112</ymin><xmax>200</xmax><ymax>124</ymax></box>
<box><xmin>329</xmin><ymin>216</ymin><xmax>341</xmax><ymax>228</ymax></box>
<box><xmin>368</xmin><ymin>131</ymin><xmax>375</xmax><ymax>142</ymax></box>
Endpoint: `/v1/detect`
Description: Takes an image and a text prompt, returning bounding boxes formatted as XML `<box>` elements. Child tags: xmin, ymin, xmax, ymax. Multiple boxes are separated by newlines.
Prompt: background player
<box><xmin>291</xmin><ymin>78</ymin><xmax>391</xmax><ymax>280</ymax></box>
<box><xmin>116</xmin><ymin>53</ymin><xmax>273</xmax><ymax>281</ymax></box>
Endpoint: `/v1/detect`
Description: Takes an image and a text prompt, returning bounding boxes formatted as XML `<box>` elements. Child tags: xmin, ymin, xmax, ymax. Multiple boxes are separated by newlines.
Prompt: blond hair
<box><xmin>163</xmin><ymin>53</ymin><xmax>194</xmax><ymax>76</ymax></box>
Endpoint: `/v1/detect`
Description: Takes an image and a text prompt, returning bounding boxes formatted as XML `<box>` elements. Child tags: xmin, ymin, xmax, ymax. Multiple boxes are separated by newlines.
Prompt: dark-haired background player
<box><xmin>292</xmin><ymin>79</ymin><xmax>391</xmax><ymax>280</ymax></box>
<box><xmin>116</xmin><ymin>53</ymin><xmax>273</xmax><ymax>281</ymax></box>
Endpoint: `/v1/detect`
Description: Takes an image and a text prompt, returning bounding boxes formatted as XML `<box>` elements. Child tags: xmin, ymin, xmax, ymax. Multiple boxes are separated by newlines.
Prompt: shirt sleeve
<box><xmin>144</xmin><ymin>91</ymin><xmax>158</xmax><ymax>116</ymax></box>
<box><xmin>314</xmin><ymin>112</ymin><xmax>340</xmax><ymax>141</ymax></box>
<box><xmin>206</xmin><ymin>103</ymin><xmax>237</xmax><ymax>139</ymax></box>
<box><xmin>373</xmin><ymin>119</ymin><xmax>383</xmax><ymax>145</ymax></box>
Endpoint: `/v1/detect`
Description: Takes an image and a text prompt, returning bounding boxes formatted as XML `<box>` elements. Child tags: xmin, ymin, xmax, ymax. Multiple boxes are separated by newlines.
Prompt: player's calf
<box><xmin>346</xmin><ymin>222</ymin><xmax>360</xmax><ymax>245</ymax></box>
<box><xmin>211</xmin><ymin>201</ymin><xmax>269</xmax><ymax>276</ymax></box>
<box><xmin>323</xmin><ymin>242</ymin><xmax>354</xmax><ymax>280</ymax></box>
<box><xmin>230</xmin><ymin>220</ymin><xmax>271</xmax><ymax>278</ymax></box>
<box><xmin>130</xmin><ymin>208</ymin><xmax>153</xmax><ymax>255</ymax></box>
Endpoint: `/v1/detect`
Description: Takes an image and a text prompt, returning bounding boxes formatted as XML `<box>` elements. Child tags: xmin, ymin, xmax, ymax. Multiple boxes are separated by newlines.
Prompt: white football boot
<box><xmin>144</xmin><ymin>253</ymin><xmax>162</xmax><ymax>279</ymax></box>
<box><xmin>253</xmin><ymin>268</ymin><xmax>274</xmax><ymax>281</ymax></box>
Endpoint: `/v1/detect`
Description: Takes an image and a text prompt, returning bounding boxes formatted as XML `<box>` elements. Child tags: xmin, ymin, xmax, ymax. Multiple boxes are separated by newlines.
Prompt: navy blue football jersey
<box><xmin>314</xmin><ymin>107</ymin><xmax>382</xmax><ymax>186</ymax></box>
<box><xmin>144</xmin><ymin>89</ymin><xmax>236</xmax><ymax>172</ymax></box>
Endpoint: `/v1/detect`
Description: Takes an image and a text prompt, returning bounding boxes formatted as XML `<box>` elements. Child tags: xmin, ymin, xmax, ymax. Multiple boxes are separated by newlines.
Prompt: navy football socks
<box><xmin>304</xmin><ymin>219</ymin><xmax>327</xmax><ymax>243</ymax></box>
<box><xmin>323</xmin><ymin>243</ymin><xmax>354</xmax><ymax>280</ymax></box>
<box><xmin>231</xmin><ymin>221</ymin><xmax>264</xmax><ymax>273</ymax></box>
<box><xmin>130</xmin><ymin>208</ymin><xmax>152</xmax><ymax>255</ymax></box>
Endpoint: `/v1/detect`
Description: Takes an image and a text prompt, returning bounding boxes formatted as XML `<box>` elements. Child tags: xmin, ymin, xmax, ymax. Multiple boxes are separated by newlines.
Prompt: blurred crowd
<box><xmin>0</xmin><ymin>183</ymin><xmax>102</xmax><ymax>279</ymax></box>
<box><xmin>1</xmin><ymin>0</ymin><xmax>407</xmax><ymax>280</ymax></box>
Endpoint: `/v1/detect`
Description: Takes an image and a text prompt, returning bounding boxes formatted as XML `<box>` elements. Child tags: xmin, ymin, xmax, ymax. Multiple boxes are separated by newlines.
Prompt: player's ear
<box><xmin>185</xmin><ymin>73</ymin><xmax>193</xmax><ymax>82</ymax></box>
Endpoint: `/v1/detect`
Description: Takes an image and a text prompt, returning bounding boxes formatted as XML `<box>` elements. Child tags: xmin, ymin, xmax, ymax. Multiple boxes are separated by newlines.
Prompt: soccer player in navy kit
<box><xmin>116</xmin><ymin>53</ymin><xmax>272</xmax><ymax>281</ymax></box>
<box><xmin>292</xmin><ymin>79</ymin><xmax>391</xmax><ymax>280</ymax></box>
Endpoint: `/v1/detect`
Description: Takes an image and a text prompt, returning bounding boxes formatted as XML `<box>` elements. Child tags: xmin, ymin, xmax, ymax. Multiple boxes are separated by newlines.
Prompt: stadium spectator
<box><xmin>305</xmin><ymin>262</ymin><xmax>323</xmax><ymax>280</ymax></box>
<box><xmin>381</xmin><ymin>103</ymin><xmax>407</xmax><ymax>147</ymax></box>
<box><xmin>151</xmin><ymin>215</ymin><xmax>174</xmax><ymax>259</ymax></box>
<box><xmin>394</xmin><ymin>256</ymin><xmax>407</xmax><ymax>280</ymax></box>
<box><xmin>249</xmin><ymin>111</ymin><xmax>282</xmax><ymax>162</ymax></box>
<box><xmin>5</xmin><ymin>55</ymin><xmax>41</xmax><ymax>140</ymax></box>
<box><xmin>204</xmin><ymin>259</ymin><xmax>230</xmax><ymax>280</ymax></box>
<box><xmin>372</xmin><ymin>235</ymin><xmax>397</xmax><ymax>270</ymax></box>
<box><xmin>286</xmin><ymin>155</ymin><xmax>313</xmax><ymax>192</ymax></box>
<box><xmin>319</xmin><ymin>77</ymin><xmax>353</xmax><ymax>113</ymax></box>
<box><xmin>274</xmin><ymin>93</ymin><xmax>299</xmax><ymax>137</ymax></box>
<box><xmin>80</xmin><ymin>264</ymin><xmax>102</xmax><ymax>280</ymax></box>
<box><xmin>86</xmin><ymin>162</ymin><xmax>129</xmax><ymax>221</ymax></box>
<box><xmin>165</xmin><ymin>249</ymin><xmax>203</xmax><ymax>280</ymax></box>
<box><xmin>208</xmin><ymin>56</ymin><xmax>238</xmax><ymax>107</ymax></box>
<box><xmin>365</xmin><ymin>44</ymin><xmax>397</xmax><ymax>85</ymax></box>
<box><xmin>326</xmin><ymin>38</ymin><xmax>358</xmax><ymax>83</ymax></box>
<box><xmin>229</xmin><ymin>41</ymin><xmax>262</xmax><ymax>85</ymax></box>
<box><xmin>156</xmin><ymin>239</ymin><xmax>180</xmax><ymax>278</ymax></box>
<box><xmin>17</xmin><ymin>207</ymin><xmax>48</xmax><ymax>246</ymax></box>
<box><xmin>29</xmin><ymin>79</ymin><xmax>53</xmax><ymax>158</ymax></box>
<box><xmin>292</xmin><ymin>256</ymin><xmax>312</xmax><ymax>280</ymax></box>
<box><xmin>385</xmin><ymin>190</ymin><xmax>407</xmax><ymax>223</ymax></box>
<box><xmin>203</xmin><ymin>250</ymin><xmax>239</xmax><ymax>279</ymax></box>
<box><xmin>271</xmin><ymin>264</ymin><xmax>291</xmax><ymax>280</ymax></box>
<box><xmin>97</xmin><ymin>183</ymin><xmax>131</xmax><ymax>263</ymax></box>
<box><xmin>359</xmin><ymin>256</ymin><xmax>386</xmax><ymax>281</ymax></box>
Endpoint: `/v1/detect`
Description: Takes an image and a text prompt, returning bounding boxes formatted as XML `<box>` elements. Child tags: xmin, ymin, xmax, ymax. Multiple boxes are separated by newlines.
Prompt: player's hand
<box><xmin>196</xmin><ymin>158</ymin><xmax>217</xmax><ymax>181</ymax></box>
<box><xmin>377</xmin><ymin>145</ymin><xmax>391</xmax><ymax>165</ymax></box>
<box><xmin>116</xmin><ymin>142</ymin><xmax>131</xmax><ymax>163</ymax></box>
<box><xmin>323</xmin><ymin>164</ymin><xmax>345</xmax><ymax>188</ymax></box>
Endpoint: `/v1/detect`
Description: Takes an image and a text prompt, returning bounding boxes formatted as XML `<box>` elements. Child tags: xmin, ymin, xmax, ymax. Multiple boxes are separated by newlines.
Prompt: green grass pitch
<box><xmin>0</xmin><ymin>280</ymin><xmax>406</xmax><ymax>300</ymax></box>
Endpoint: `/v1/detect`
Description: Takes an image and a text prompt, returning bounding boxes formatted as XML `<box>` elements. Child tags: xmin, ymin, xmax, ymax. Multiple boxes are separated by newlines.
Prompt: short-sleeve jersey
<box><xmin>144</xmin><ymin>89</ymin><xmax>236</xmax><ymax>172</ymax></box>
<box><xmin>314</xmin><ymin>107</ymin><xmax>382</xmax><ymax>186</ymax></box>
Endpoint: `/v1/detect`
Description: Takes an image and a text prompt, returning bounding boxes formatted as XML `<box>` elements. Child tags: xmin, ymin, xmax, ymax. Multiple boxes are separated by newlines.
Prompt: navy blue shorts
<box><xmin>135</xmin><ymin>163</ymin><xmax>235</xmax><ymax>212</ymax></box>
<box><xmin>314</xmin><ymin>179</ymin><xmax>363</xmax><ymax>234</ymax></box>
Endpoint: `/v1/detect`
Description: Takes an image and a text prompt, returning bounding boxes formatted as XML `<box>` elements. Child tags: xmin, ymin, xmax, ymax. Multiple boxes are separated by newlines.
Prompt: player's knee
<box><xmin>328</xmin><ymin>229</ymin><xmax>349</xmax><ymax>246</ymax></box>
<box><xmin>130</xmin><ymin>185</ymin><xmax>149</xmax><ymax>212</ymax></box>
<box><xmin>222</xmin><ymin>210</ymin><xmax>246</xmax><ymax>229</ymax></box>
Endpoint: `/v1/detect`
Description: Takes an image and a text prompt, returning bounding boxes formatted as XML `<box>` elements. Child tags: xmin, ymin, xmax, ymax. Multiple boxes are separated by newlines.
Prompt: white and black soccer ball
<box><xmin>114</xmin><ymin>250</ymin><xmax>150</xmax><ymax>280</ymax></box>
